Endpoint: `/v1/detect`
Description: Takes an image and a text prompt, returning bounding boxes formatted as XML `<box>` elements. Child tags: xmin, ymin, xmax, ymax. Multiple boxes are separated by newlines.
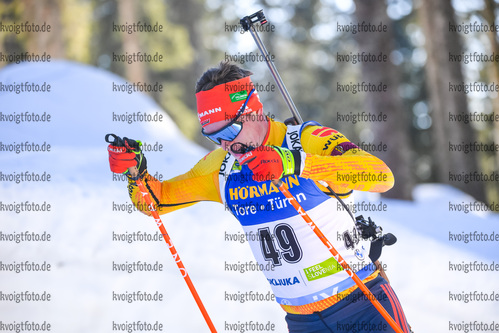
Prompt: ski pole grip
<box><xmin>240</xmin><ymin>9</ymin><xmax>267</xmax><ymax>31</ymax></box>
<box><xmin>105</xmin><ymin>133</ymin><xmax>122</xmax><ymax>145</ymax></box>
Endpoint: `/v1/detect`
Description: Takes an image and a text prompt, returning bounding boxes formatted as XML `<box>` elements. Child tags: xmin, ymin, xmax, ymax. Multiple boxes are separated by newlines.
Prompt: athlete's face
<box><xmin>203</xmin><ymin>108</ymin><xmax>269</xmax><ymax>160</ymax></box>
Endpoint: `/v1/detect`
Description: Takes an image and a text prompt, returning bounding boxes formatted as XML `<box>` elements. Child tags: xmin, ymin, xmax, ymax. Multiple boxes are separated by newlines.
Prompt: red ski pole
<box><xmin>106</xmin><ymin>134</ymin><xmax>217</xmax><ymax>332</ymax></box>
<box><xmin>274</xmin><ymin>179</ymin><xmax>405</xmax><ymax>333</ymax></box>
<box><xmin>131</xmin><ymin>173</ymin><xmax>217</xmax><ymax>333</ymax></box>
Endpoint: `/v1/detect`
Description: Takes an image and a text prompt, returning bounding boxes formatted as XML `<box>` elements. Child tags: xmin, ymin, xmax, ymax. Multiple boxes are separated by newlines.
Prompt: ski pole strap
<box><xmin>272</xmin><ymin>146</ymin><xmax>296</xmax><ymax>177</ymax></box>
<box><xmin>273</xmin><ymin>180</ymin><xmax>405</xmax><ymax>333</ymax></box>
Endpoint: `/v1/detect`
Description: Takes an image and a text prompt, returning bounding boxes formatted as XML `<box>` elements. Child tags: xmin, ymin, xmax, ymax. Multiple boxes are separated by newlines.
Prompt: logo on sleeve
<box><xmin>311</xmin><ymin>127</ymin><xmax>339</xmax><ymax>137</ymax></box>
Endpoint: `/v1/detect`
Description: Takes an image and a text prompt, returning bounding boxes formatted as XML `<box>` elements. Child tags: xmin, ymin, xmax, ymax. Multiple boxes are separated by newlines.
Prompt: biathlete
<box><xmin>108</xmin><ymin>62</ymin><xmax>411</xmax><ymax>333</ymax></box>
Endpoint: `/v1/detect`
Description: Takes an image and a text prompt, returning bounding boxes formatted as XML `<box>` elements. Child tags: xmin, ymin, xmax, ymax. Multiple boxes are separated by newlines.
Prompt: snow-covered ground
<box><xmin>1</xmin><ymin>61</ymin><xmax>498</xmax><ymax>332</ymax></box>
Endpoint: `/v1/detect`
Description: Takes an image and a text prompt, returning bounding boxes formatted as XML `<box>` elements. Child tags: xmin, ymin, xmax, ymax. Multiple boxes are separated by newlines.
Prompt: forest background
<box><xmin>2</xmin><ymin>0</ymin><xmax>498</xmax><ymax>206</ymax></box>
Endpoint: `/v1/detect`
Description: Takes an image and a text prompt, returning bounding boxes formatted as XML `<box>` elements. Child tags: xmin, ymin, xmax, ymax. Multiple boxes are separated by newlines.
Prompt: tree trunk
<box><xmin>482</xmin><ymin>0</ymin><xmax>499</xmax><ymax>202</ymax></box>
<box><xmin>419</xmin><ymin>0</ymin><xmax>485</xmax><ymax>202</ymax></box>
<box><xmin>353</xmin><ymin>0</ymin><xmax>414</xmax><ymax>200</ymax></box>
<box><xmin>23</xmin><ymin>0</ymin><xmax>65</xmax><ymax>58</ymax></box>
<box><xmin>117</xmin><ymin>0</ymin><xmax>148</xmax><ymax>83</ymax></box>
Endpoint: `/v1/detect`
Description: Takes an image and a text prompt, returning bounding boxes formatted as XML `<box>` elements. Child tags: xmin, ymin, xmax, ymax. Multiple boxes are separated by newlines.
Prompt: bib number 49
<box><xmin>258</xmin><ymin>223</ymin><xmax>302</xmax><ymax>266</ymax></box>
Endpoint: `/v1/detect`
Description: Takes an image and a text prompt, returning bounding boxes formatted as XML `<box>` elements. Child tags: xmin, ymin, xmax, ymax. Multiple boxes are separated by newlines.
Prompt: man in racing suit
<box><xmin>108</xmin><ymin>62</ymin><xmax>411</xmax><ymax>332</ymax></box>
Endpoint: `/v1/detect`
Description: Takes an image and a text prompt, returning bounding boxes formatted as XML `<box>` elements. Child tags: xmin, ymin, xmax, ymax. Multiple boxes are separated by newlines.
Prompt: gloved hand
<box><xmin>238</xmin><ymin>145</ymin><xmax>302</xmax><ymax>182</ymax></box>
<box><xmin>107</xmin><ymin>135</ymin><xmax>147</xmax><ymax>178</ymax></box>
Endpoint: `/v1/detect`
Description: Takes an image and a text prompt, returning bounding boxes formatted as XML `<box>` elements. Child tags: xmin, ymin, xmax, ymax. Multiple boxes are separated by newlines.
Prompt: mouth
<box><xmin>230</xmin><ymin>142</ymin><xmax>254</xmax><ymax>155</ymax></box>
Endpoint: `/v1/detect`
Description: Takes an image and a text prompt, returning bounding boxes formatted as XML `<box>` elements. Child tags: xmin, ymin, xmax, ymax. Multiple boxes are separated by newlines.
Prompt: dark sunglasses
<box><xmin>201</xmin><ymin>89</ymin><xmax>255</xmax><ymax>145</ymax></box>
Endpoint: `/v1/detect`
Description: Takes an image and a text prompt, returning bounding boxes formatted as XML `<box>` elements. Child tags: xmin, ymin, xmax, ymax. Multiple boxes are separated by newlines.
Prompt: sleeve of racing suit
<box><xmin>126</xmin><ymin>148</ymin><xmax>227</xmax><ymax>216</ymax></box>
<box><xmin>298</xmin><ymin>125</ymin><xmax>394</xmax><ymax>193</ymax></box>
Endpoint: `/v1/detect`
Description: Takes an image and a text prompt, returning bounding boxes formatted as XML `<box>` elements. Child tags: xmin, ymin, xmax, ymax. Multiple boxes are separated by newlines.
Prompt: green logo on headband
<box><xmin>229</xmin><ymin>90</ymin><xmax>248</xmax><ymax>103</ymax></box>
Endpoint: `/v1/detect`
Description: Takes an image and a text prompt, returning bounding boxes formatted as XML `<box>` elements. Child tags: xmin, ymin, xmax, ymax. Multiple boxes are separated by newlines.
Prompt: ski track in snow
<box><xmin>1</xmin><ymin>61</ymin><xmax>498</xmax><ymax>332</ymax></box>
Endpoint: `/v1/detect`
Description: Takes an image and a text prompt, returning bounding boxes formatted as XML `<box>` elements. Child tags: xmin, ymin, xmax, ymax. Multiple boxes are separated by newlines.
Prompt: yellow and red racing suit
<box><xmin>127</xmin><ymin>119</ymin><xmax>394</xmax><ymax>314</ymax></box>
